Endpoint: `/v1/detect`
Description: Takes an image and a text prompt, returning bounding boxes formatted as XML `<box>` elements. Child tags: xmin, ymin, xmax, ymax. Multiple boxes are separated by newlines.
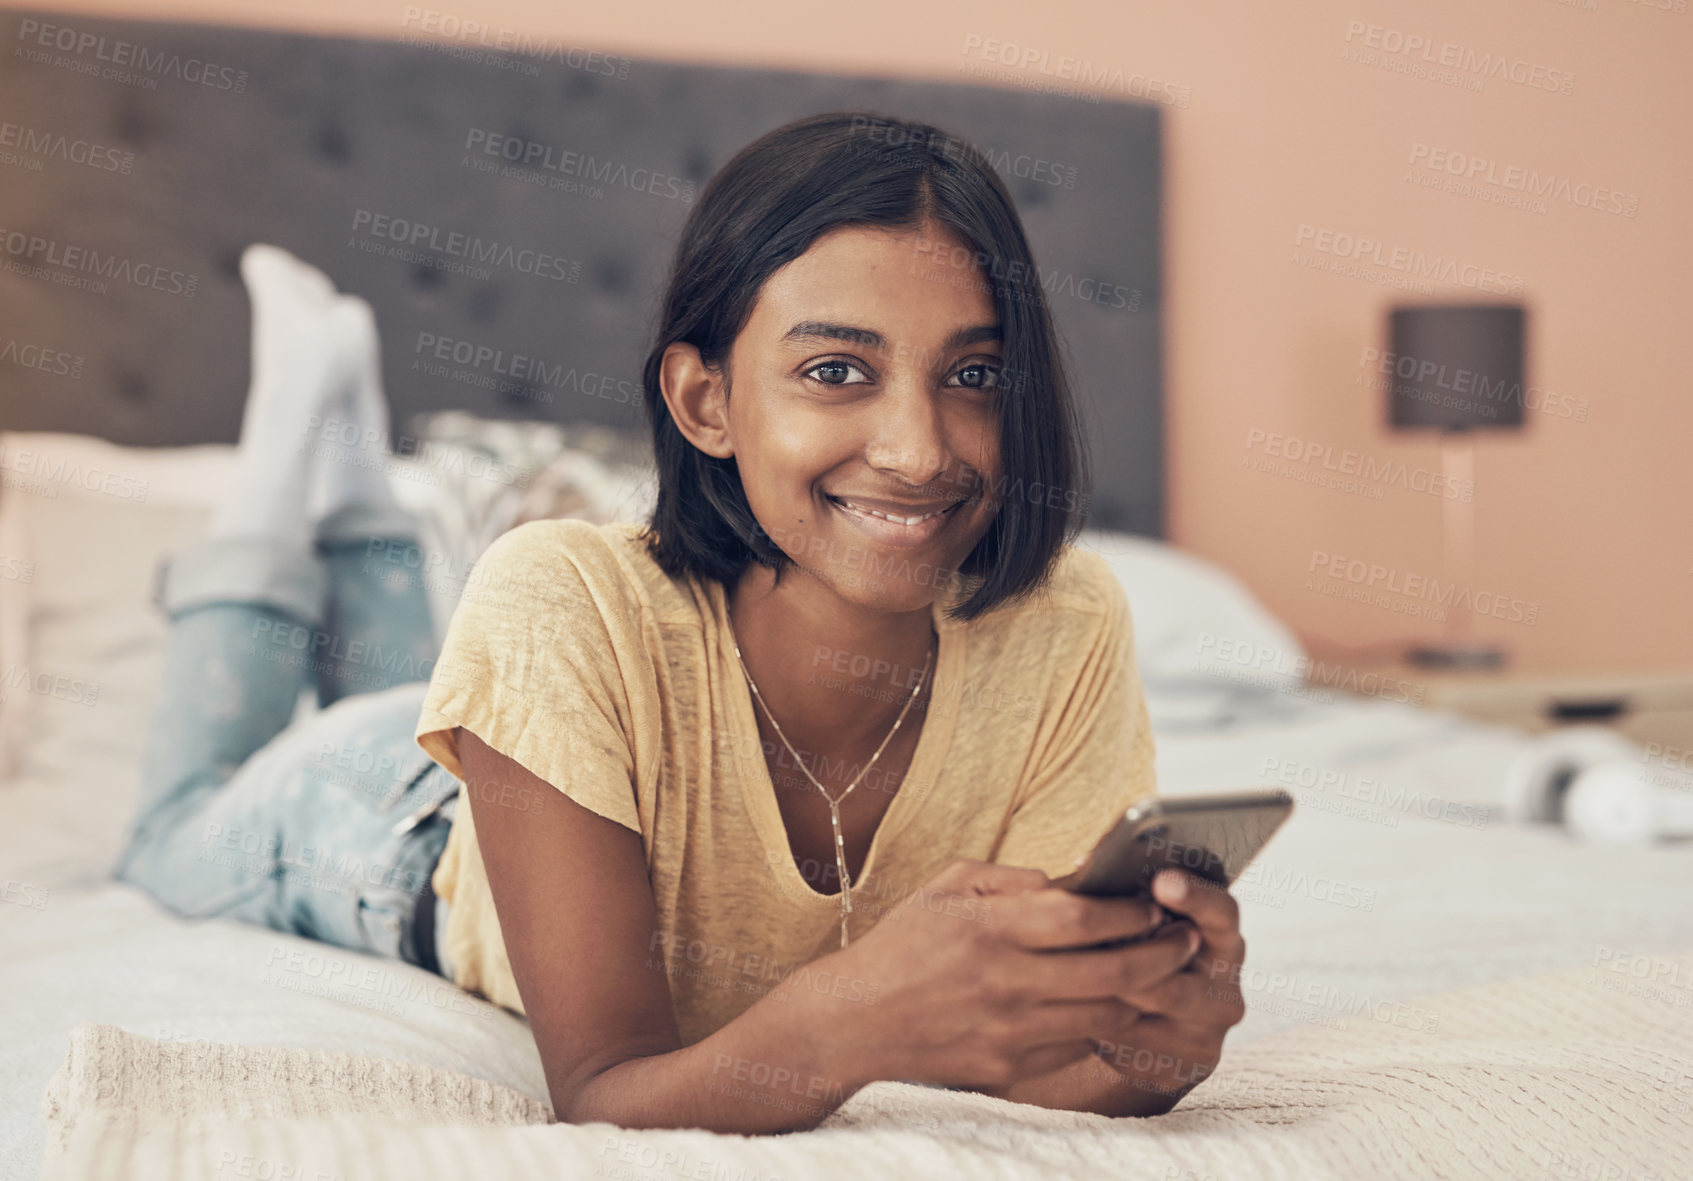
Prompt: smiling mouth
<box><xmin>827</xmin><ymin>496</ymin><xmax>964</xmax><ymax>526</ymax></box>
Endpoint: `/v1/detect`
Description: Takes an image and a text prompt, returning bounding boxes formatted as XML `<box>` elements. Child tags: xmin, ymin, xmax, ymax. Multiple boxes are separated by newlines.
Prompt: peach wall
<box><xmin>21</xmin><ymin>0</ymin><xmax>1693</xmax><ymax>670</ymax></box>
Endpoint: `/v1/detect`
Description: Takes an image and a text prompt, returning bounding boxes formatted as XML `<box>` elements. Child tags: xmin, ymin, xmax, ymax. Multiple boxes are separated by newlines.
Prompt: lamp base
<box><xmin>1406</xmin><ymin>644</ymin><xmax>1507</xmax><ymax>670</ymax></box>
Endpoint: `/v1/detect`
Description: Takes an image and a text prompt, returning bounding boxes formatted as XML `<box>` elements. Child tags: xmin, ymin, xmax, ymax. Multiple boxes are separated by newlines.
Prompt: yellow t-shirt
<box><xmin>414</xmin><ymin>518</ymin><xmax>1156</xmax><ymax>1047</ymax></box>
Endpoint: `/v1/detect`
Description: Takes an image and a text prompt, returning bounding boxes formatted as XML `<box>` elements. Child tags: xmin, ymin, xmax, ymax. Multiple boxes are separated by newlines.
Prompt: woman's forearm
<box><xmin>988</xmin><ymin>1052</ymin><xmax>1186</xmax><ymax>1118</ymax></box>
<box><xmin>562</xmin><ymin>960</ymin><xmax>881</xmax><ymax>1134</ymax></box>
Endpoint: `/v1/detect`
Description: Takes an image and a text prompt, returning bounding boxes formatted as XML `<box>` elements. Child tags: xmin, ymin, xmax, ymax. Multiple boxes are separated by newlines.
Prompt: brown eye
<box><xmin>805</xmin><ymin>360</ymin><xmax>871</xmax><ymax>386</ymax></box>
<box><xmin>950</xmin><ymin>363</ymin><xmax>1003</xmax><ymax>391</ymax></box>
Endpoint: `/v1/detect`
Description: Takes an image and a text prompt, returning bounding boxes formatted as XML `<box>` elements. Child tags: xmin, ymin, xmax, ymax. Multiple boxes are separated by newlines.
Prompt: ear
<box><xmin>660</xmin><ymin>342</ymin><xmax>734</xmax><ymax>459</ymax></box>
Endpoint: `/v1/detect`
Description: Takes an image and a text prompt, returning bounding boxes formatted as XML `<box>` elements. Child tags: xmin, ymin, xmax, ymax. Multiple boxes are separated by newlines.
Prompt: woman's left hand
<box><xmin>1086</xmin><ymin>867</ymin><xmax>1248</xmax><ymax>1112</ymax></box>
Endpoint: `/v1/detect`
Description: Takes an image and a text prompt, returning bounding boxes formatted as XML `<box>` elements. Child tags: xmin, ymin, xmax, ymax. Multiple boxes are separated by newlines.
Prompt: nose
<box><xmin>863</xmin><ymin>378</ymin><xmax>949</xmax><ymax>491</ymax></box>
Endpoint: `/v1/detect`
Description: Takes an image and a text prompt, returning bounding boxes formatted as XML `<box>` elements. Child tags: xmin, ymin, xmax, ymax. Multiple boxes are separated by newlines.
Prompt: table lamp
<box><xmin>1386</xmin><ymin>303</ymin><xmax>1526</xmax><ymax>669</ymax></box>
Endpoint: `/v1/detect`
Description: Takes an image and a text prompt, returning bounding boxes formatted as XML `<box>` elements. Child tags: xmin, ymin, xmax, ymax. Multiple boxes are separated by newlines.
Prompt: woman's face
<box><xmin>721</xmin><ymin>222</ymin><xmax>1004</xmax><ymax>613</ymax></box>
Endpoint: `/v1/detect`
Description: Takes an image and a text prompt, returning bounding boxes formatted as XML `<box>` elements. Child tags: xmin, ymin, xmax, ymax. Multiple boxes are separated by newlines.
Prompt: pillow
<box><xmin>392</xmin><ymin>411</ymin><xmax>655</xmax><ymax>648</ymax></box>
<box><xmin>1075</xmin><ymin>528</ymin><xmax>1308</xmax><ymax>695</ymax></box>
<box><xmin>0</xmin><ymin>433</ymin><xmax>245</xmax><ymax>885</ymax></box>
<box><xmin>0</xmin><ymin>433</ymin><xmax>240</xmax><ymax>785</ymax></box>
<box><xmin>0</xmin><ymin>420</ymin><xmax>653</xmax><ymax>887</ymax></box>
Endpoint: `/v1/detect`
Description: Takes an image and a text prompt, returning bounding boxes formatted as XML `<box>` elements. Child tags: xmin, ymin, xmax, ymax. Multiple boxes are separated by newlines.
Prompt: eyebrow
<box><xmin>781</xmin><ymin>321</ymin><xmax>1002</xmax><ymax>352</ymax></box>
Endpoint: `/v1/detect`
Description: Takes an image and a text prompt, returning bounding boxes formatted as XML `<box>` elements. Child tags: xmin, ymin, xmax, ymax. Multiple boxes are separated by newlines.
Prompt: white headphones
<box><xmin>1564</xmin><ymin>762</ymin><xmax>1693</xmax><ymax>845</ymax></box>
<box><xmin>1502</xmin><ymin>725</ymin><xmax>1693</xmax><ymax>845</ymax></box>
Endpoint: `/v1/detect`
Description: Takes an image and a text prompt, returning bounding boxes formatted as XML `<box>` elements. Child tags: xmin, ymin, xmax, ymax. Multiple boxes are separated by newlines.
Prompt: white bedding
<box><xmin>36</xmin><ymin>950</ymin><xmax>1693</xmax><ymax>1181</ymax></box>
<box><xmin>6</xmin><ymin>685</ymin><xmax>1691</xmax><ymax>1179</ymax></box>
<box><xmin>1</xmin><ymin>429</ymin><xmax>1686</xmax><ymax>1176</ymax></box>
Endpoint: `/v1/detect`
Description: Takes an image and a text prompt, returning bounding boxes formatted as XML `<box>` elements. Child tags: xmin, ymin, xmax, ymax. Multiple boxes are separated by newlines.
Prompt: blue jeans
<box><xmin>111</xmin><ymin>504</ymin><xmax>463</xmax><ymax>980</ymax></box>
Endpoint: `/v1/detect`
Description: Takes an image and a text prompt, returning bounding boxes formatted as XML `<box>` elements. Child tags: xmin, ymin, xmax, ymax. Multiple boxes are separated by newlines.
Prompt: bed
<box><xmin>3</xmin><ymin>10</ymin><xmax>1690</xmax><ymax>1181</ymax></box>
<box><xmin>4</xmin><ymin>428</ymin><xmax>1689</xmax><ymax>1181</ymax></box>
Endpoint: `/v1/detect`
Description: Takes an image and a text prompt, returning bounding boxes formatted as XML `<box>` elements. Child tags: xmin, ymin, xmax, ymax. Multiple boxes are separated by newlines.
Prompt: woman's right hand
<box><xmin>797</xmin><ymin>858</ymin><xmax>1201</xmax><ymax>1091</ymax></box>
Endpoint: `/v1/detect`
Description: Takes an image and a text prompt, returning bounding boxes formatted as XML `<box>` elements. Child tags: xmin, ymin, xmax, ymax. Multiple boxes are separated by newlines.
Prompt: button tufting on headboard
<box><xmin>592</xmin><ymin>258</ymin><xmax>631</xmax><ymax>296</ymax></box>
<box><xmin>215</xmin><ymin>249</ymin><xmax>244</xmax><ymax>283</ymax></box>
<box><xmin>467</xmin><ymin>285</ymin><xmax>502</xmax><ymax>324</ymax></box>
<box><xmin>0</xmin><ymin>9</ymin><xmax>1164</xmax><ymax>535</ymax></box>
<box><xmin>317</xmin><ymin>122</ymin><xmax>352</xmax><ymax>164</ymax></box>
<box><xmin>114</xmin><ymin>99</ymin><xmax>150</xmax><ymax>147</ymax></box>
<box><xmin>116</xmin><ymin>369</ymin><xmax>149</xmax><ymax>404</ymax></box>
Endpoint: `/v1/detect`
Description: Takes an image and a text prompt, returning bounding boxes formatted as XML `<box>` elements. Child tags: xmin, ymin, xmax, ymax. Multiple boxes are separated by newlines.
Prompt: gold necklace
<box><xmin>728</xmin><ymin>608</ymin><xmax>934</xmax><ymax>950</ymax></box>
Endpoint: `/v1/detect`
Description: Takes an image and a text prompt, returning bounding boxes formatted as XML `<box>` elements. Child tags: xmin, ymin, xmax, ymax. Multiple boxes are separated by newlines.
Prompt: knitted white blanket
<box><xmin>38</xmin><ymin>949</ymin><xmax>1693</xmax><ymax>1181</ymax></box>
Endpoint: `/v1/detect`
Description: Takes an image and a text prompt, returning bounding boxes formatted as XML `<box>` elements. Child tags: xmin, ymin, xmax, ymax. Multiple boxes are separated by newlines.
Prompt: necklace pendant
<box><xmin>728</xmin><ymin>605</ymin><xmax>934</xmax><ymax>962</ymax></box>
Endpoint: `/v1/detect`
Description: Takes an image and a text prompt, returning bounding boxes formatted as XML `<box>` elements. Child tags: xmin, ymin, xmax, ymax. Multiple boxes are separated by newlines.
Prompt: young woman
<box><xmin>116</xmin><ymin>111</ymin><xmax>1249</xmax><ymax>1137</ymax></box>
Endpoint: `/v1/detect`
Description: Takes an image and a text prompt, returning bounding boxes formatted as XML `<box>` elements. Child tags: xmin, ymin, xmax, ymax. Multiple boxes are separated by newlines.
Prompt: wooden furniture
<box><xmin>1307</xmin><ymin>654</ymin><xmax>1693</xmax><ymax>755</ymax></box>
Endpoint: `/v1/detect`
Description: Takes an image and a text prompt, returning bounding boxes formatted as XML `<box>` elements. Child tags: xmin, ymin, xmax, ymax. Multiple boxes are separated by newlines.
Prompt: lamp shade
<box><xmin>1387</xmin><ymin>304</ymin><xmax>1526</xmax><ymax>431</ymax></box>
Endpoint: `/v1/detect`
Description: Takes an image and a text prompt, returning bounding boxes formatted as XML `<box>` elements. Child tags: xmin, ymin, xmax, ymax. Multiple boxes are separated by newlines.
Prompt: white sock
<box><xmin>307</xmin><ymin>294</ymin><xmax>406</xmax><ymax>534</ymax></box>
<box><xmin>209</xmin><ymin>245</ymin><xmax>350</xmax><ymax>549</ymax></box>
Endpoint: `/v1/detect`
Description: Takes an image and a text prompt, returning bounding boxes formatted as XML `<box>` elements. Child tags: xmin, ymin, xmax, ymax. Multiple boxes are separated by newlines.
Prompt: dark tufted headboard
<box><xmin>0</xmin><ymin>10</ymin><xmax>1163</xmax><ymax>534</ymax></box>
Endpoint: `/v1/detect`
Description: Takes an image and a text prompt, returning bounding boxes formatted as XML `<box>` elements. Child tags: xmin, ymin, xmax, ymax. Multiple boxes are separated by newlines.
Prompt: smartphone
<box><xmin>1053</xmin><ymin>789</ymin><xmax>1295</xmax><ymax>900</ymax></box>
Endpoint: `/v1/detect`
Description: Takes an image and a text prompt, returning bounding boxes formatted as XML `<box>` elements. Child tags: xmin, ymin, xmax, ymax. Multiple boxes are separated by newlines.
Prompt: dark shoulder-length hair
<box><xmin>639</xmin><ymin>110</ymin><xmax>1091</xmax><ymax>623</ymax></box>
